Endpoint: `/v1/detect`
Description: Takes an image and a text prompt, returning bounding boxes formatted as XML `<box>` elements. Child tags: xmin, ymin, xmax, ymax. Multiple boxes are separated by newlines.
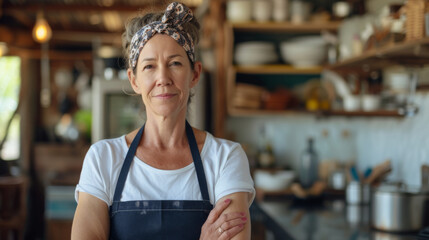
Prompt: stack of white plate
<box><xmin>235</xmin><ymin>42</ymin><xmax>277</xmax><ymax>65</ymax></box>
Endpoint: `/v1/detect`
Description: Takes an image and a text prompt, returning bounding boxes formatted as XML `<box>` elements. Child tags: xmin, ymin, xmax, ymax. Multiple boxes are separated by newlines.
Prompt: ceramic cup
<box><xmin>361</xmin><ymin>95</ymin><xmax>380</xmax><ymax>111</ymax></box>
<box><xmin>290</xmin><ymin>0</ymin><xmax>311</xmax><ymax>24</ymax></box>
<box><xmin>253</xmin><ymin>0</ymin><xmax>272</xmax><ymax>22</ymax></box>
<box><xmin>227</xmin><ymin>0</ymin><xmax>252</xmax><ymax>22</ymax></box>
<box><xmin>343</xmin><ymin>95</ymin><xmax>360</xmax><ymax>111</ymax></box>
<box><xmin>272</xmin><ymin>0</ymin><xmax>288</xmax><ymax>22</ymax></box>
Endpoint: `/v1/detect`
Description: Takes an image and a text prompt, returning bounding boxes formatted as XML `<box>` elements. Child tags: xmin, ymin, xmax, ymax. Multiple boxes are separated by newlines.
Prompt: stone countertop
<box><xmin>250</xmin><ymin>198</ymin><xmax>419</xmax><ymax>240</ymax></box>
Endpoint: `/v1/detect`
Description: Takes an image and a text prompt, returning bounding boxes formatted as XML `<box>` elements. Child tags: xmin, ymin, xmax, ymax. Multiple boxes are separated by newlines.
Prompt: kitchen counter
<box><xmin>250</xmin><ymin>197</ymin><xmax>419</xmax><ymax>240</ymax></box>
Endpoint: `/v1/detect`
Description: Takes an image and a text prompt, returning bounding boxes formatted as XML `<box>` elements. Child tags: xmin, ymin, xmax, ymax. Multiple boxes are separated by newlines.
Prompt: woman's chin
<box><xmin>148</xmin><ymin>105</ymin><xmax>187</xmax><ymax>119</ymax></box>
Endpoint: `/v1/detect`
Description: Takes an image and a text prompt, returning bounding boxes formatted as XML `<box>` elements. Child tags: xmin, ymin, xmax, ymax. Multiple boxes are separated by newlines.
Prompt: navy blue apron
<box><xmin>109</xmin><ymin>121</ymin><xmax>213</xmax><ymax>240</ymax></box>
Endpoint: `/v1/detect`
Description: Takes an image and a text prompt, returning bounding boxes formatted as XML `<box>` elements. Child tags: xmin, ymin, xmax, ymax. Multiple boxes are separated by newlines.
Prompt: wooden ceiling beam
<box><xmin>52</xmin><ymin>30</ymin><xmax>122</xmax><ymax>46</ymax></box>
<box><xmin>0</xmin><ymin>25</ymin><xmax>122</xmax><ymax>49</ymax></box>
<box><xmin>5</xmin><ymin>10</ymin><xmax>34</xmax><ymax>28</ymax></box>
<box><xmin>0</xmin><ymin>26</ymin><xmax>36</xmax><ymax>47</ymax></box>
<box><xmin>8</xmin><ymin>45</ymin><xmax>93</xmax><ymax>60</ymax></box>
<box><xmin>2</xmin><ymin>3</ymin><xmax>162</xmax><ymax>13</ymax></box>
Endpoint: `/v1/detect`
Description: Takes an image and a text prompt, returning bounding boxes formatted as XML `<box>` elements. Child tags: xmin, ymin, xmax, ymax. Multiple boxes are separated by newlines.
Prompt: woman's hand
<box><xmin>200</xmin><ymin>199</ymin><xmax>248</xmax><ymax>240</ymax></box>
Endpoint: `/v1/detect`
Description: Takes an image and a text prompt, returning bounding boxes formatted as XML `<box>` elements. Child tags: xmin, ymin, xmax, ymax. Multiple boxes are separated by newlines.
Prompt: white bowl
<box><xmin>235</xmin><ymin>42</ymin><xmax>277</xmax><ymax>65</ymax></box>
<box><xmin>254</xmin><ymin>170</ymin><xmax>295</xmax><ymax>191</ymax></box>
<box><xmin>280</xmin><ymin>36</ymin><xmax>328</xmax><ymax>67</ymax></box>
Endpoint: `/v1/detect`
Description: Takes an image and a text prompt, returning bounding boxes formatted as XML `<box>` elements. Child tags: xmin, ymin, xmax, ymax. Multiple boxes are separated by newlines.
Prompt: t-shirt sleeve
<box><xmin>75</xmin><ymin>144</ymin><xmax>111</xmax><ymax>206</ymax></box>
<box><xmin>215</xmin><ymin>144</ymin><xmax>255</xmax><ymax>205</ymax></box>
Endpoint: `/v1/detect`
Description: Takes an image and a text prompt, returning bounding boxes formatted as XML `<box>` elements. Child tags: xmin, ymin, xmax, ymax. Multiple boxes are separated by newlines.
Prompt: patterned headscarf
<box><xmin>129</xmin><ymin>2</ymin><xmax>195</xmax><ymax>69</ymax></box>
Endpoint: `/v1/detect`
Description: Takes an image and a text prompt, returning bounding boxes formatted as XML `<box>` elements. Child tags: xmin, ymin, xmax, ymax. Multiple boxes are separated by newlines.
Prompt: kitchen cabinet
<box><xmin>223</xmin><ymin>21</ymin><xmax>340</xmax><ymax>118</ymax></box>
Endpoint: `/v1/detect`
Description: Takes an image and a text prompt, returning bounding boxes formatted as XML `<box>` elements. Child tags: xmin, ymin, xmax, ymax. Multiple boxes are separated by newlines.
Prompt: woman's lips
<box><xmin>154</xmin><ymin>93</ymin><xmax>176</xmax><ymax>99</ymax></box>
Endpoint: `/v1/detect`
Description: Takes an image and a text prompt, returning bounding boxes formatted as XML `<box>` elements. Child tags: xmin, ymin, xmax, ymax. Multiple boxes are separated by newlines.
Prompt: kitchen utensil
<box><xmin>346</xmin><ymin>181</ymin><xmax>370</xmax><ymax>205</ymax></box>
<box><xmin>350</xmin><ymin>166</ymin><xmax>360</xmax><ymax>181</ymax></box>
<box><xmin>364</xmin><ymin>160</ymin><xmax>392</xmax><ymax>185</ymax></box>
<box><xmin>371</xmin><ymin>184</ymin><xmax>429</xmax><ymax>232</ymax></box>
<box><xmin>363</xmin><ymin>168</ymin><xmax>372</xmax><ymax>179</ymax></box>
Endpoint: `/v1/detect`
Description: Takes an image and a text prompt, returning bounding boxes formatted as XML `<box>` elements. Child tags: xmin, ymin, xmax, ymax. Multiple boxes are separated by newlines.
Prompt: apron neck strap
<box><xmin>113</xmin><ymin>124</ymin><xmax>145</xmax><ymax>202</ymax></box>
<box><xmin>112</xmin><ymin>121</ymin><xmax>210</xmax><ymax>202</ymax></box>
<box><xmin>185</xmin><ymin>121</ymin><xmax>210</xmax><ymax>201</ymax></box>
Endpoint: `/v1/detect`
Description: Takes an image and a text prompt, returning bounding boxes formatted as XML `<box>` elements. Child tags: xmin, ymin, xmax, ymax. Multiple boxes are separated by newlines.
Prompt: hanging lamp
<box><xmin>32</xmin><ymin>11</ymin><xmax>52</xmax><ymax>43</ymax></box>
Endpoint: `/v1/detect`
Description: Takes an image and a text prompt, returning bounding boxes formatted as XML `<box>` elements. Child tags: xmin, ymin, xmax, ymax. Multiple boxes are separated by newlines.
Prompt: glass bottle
<box><xmin>299</xmin><ymin>137</ymin><xmax>319</xmax><ymax>189</ymax></box>
<box><xmin>258</xmin><ymin>125</ymin><xmax>275</xmax><ymax>168</ymax></box>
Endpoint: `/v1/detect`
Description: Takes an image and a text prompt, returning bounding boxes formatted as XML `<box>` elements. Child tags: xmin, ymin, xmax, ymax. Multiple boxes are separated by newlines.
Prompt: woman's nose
<box><xmin>156</xmin><ymin>66</ymin><xmax>172</xmax><ymax>86</ymax></box>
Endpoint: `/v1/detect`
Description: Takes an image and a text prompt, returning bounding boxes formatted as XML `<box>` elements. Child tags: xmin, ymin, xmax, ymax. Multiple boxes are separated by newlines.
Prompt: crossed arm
<box><xmin>71</xmin><ymin>192</ymin><xmax>251</xmax><ymax>240</ymax></box>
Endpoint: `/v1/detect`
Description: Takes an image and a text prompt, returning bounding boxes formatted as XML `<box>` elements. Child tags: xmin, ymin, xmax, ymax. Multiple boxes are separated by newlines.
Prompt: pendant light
<box><xmin>32</xmin><ymin>11</ymin><xmax>52</xmax><ymax>43</ymax></box>
<box><xmin>0</xmin><ymin>42</ymin><xmax>8</xmax><ymax>57</ymax></box>
<box><xmin>32</xmin><ymin>10</ymin><xmax>52</xmax><ymax>107</ymax></box>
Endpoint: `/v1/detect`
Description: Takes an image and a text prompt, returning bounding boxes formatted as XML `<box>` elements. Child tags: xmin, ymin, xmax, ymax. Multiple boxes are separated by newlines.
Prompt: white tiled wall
<box><xmin>227</xmin><ymin>92</ymin><xmax>429</xmax><ymax>187</ymax></box>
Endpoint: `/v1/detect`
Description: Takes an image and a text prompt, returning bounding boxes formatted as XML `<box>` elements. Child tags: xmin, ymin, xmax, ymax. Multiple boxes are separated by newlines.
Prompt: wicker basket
<box><xmin>405</xmin><ymin>0</ymin><xmax>428</xmax><ymax>41</ymax></box>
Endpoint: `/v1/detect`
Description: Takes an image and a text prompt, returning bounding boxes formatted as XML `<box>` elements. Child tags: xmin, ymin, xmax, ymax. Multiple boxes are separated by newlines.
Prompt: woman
<box><xmin>71</xmin><ymin>2</ymin><xmax>255</xmax><ymax>240</ymax></box>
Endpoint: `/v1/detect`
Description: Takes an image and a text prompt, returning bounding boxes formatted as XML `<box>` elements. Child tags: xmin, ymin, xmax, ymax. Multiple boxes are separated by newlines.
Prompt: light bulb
<box><xmin>33</xmin><ymin>12</ymin><xmax>52</xmax><ymax>43</ymax></box>
<box><xmin>0</xmin><ymin>42</ymin><xmax>8</xmax><ymax>57</ymax></box>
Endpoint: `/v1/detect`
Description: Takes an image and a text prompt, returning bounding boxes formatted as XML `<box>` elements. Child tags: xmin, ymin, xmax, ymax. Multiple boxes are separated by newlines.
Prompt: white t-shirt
<box><xmin>75</xmin><ymin>132</ymin><xmax>255</xmax><ymax>206</ymax></box>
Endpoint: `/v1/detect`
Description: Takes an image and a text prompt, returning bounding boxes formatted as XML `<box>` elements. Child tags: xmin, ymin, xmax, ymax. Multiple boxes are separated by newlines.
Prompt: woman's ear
<box><xmin>128</xmin><ymin>68</ymin><xmax>141</xmax><ymax>94</ymax></box>
<box><xmin>190</xmin><ymin>61</ymin><xmax>202</xmax><ymax>88</ymax></box>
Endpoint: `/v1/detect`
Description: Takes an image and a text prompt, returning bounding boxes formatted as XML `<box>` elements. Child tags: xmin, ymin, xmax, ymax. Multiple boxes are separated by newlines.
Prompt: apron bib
<box><xmin>109</xmin><ymin>121</ymin><xmax>213</xmax><ymax>240</ymax></box>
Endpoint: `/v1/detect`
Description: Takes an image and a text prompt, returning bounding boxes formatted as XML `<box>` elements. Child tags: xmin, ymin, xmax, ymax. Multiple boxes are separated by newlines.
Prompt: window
<box><xmin>0</xmin><ymin>56</ymin><xmax>21</xmax><ymax>160</ymax></box>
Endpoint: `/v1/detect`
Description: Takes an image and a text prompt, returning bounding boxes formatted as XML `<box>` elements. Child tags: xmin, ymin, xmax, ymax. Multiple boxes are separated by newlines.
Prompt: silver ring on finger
<box><xmin>218</xmin><ymin>226</ymin><xmax>224</xmax><ymax>235</ymax></box>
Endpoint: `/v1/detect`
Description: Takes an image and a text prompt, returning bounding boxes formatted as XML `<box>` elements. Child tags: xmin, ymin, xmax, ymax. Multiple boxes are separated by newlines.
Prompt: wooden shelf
<box><xmin>228</xmin><ymin>107</ymin><xmax>309</xmax><ymax>117</ymax></box>
<box><xmin>230</xmin><ymin>21</ymin><xmax>341</xmax><ymax>33</ymax></box>
<box><xmin>328</xmin><ymin>37</ymin><xmax>429</xmax><ymax>71</ymax></box>
<box><xmin>233</xmin><ymin>65</ymin><xmax>324</xmax><ymax>74</ymax></box>
<box><xmin>228</xmin><ymin>107</ymin><xmax>406</xmax><ymax>118</ymax></box>
<box><xmin>319</xmin><ymin>110</ymin><xmax>405</xmax><ymax>117</ymax></box>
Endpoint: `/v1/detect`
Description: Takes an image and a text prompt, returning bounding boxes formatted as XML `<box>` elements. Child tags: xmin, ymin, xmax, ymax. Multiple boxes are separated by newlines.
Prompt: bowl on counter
<box><xmin>280</xmin><ymin>36</ymin><xmax>328</xmax><ymax>67</ymax></box>
<box><xmin>254</xmin><ymin>169</ymin><xmax>295</xmax><ymax>191</ymax></box>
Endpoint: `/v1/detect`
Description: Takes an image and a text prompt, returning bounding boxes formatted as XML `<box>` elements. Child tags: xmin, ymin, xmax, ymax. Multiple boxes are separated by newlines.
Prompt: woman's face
<box><xmin>128</xmin><ymin>34</ymin><xmax>201</xmax><ymax>119</ymax></box>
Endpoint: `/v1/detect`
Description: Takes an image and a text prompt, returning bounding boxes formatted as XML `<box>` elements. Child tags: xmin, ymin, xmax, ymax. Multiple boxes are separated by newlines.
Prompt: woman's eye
<box><xmin>170</xmin><ymin>61</ymin><xmax>182</xmax><ymax>67</ymax></box>
<box><xmin>143</xmin><ymin>65</ymin><xmax>153</xmax><ymax>70</ymax></box>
